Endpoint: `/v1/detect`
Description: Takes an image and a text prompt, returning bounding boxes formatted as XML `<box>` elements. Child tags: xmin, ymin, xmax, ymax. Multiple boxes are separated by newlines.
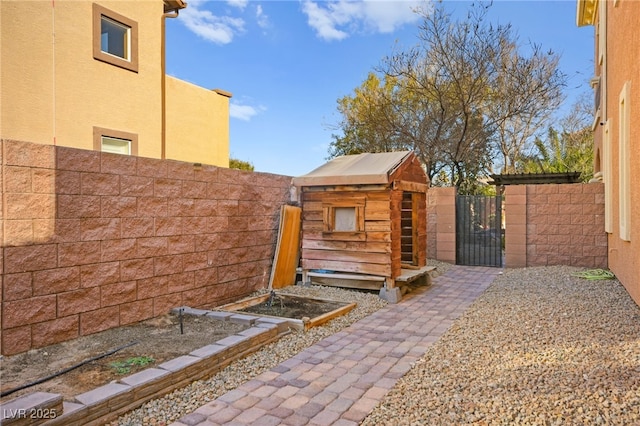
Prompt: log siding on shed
<box><xmin>301</xmin><ymin>189</ymin><xmax>393</xmax><ymax>277</ymax></box>
<box><xmin>294</xmin><ymin>151</ymin><xmax>429</xmax><ymax>289</ymax></box>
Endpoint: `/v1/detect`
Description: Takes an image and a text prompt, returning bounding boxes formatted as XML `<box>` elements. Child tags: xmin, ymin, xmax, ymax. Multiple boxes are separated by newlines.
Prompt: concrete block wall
<box><xmin>427</xmin><ymin>183</ymin><xmax>606</xmax><ymax>269</ymax></box>
<box><xmin>503</xmin><ymin>186</ymin><xmax>527</xmax><ymax>268</ymax></box>
<box><xmin>504</xmin><ymin>183</ymin><xmax>607</xmax><ymax>268</ymax></box>
<box><xmin>426</xmin><ymin>187</ymin><xmax>456</xmax><ymax>264</ymax></box>
<box><xmin>1</xmin><ymin>139</ymin><xmax>293</xmax><ymax>355</ymax></box>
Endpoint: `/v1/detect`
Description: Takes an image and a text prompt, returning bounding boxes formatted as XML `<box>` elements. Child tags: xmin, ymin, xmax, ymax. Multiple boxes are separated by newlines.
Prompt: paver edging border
<box><xmin>0</xmin><ymin>309</ymin><xmax>292</xmax><ymax>426</ymax></box>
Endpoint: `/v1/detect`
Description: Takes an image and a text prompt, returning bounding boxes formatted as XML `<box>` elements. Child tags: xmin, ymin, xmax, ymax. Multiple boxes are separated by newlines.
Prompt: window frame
<box><xmin>603</xmin><ymin>120</ymin><xmax>612</xmax><ymax>233</ymax></box>
<box><xmin>322</xmin><ymin>198</ymin><xmax>365</xmax><ymax>241</ymax></box>
<box><xmin>618</xmin><ymin>82</ymin><xmax>631</xmax><ymax>241</ymax></box>
<box><xmin>92</xmin><ymin>3</ymin><xmax>139</xmax><ymax>72</ymax></box>
<box><xmin>93</xmin><ymin>126</ymin><xmax>138</xmax><ymax>156</ymax></box>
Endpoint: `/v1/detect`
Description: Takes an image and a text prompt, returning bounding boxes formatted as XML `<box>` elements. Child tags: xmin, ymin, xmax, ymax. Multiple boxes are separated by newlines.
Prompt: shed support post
<box><xmin>300</xmin><ymin>270</ymin><xmax>311</xmax><ymax>287</ymax></box>
<box><xmin>379</xmin><ymin>277</ymin><xmax>402</xmax><ymax>303</ymax></box>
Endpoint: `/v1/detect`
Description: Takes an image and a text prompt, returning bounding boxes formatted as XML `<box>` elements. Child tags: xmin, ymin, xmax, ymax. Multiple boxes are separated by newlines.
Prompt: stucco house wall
<box><xmin>599</xmin><ymin>0</ymin><xmax>640</xmax><ymax>306</ymax></box>
<box><xmin>0</xmin><ymin>1</ymin><xmax>230</xmax><ymax>166</ymax></box>
<box><xmin>578</xmin><ymin>0</ymin><xmax>640</xmax><ymax>306</ymax></box>
<box><xmin>165</xmin><ymin>77</ymin><xmax>231</xmax><ymax>167</ymax></box>
<box><xmin>1</xmin><ymin>1</ymin><xmax>163</xmax><ymax>156</ymax></box>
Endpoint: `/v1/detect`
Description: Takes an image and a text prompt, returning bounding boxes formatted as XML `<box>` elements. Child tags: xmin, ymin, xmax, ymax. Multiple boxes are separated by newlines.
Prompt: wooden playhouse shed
<box><xmin>292</xmin><ymin>151</ymin><xmax>431</xmax><ymax>302</ymax></box>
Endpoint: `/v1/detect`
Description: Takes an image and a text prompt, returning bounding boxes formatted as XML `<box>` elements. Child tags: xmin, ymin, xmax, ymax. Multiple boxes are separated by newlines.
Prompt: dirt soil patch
<box><xmin>237</xmin><ymin>293</ymin><xmax>350</xmax><ymax>319</ymax></box>
<box><xmin>0</xmin><ymin>313</ymin><xmax>247</xmax><ymax>403</ymax></box>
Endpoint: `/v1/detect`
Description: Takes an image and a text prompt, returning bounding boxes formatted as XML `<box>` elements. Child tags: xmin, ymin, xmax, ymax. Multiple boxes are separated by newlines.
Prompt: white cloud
<box><xmin>179</xmin><ymin>1</ymin><xmax>245</xmax><ymax>44</ymax></box>
<box><xmin>230</xmin><ymin>102</ymin><xmax>266</xmax><ymax>121</ymax></box>
<box><xmin>227</xmin><ymin>0</ymin><xmax>249</xmax><ymax>10</ymax></box>
<box><xmin>301</xmin><ymin>1</ymin><xmax>349</xmax><ymax>41</ymax></box>
<box><xmin>301</xmin><ymin>0</ymin><xmax>423</xmax><ymax>41</ymax></box>
<box><xmin>255</xmin><ymin>4</ymin><xmax>270</xmax><ymax>30</ymax></box>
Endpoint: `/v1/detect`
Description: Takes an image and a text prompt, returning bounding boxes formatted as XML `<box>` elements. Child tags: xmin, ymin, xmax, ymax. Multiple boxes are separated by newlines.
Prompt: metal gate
<box><xmin>456</xmin><ymin>195</ymin><xmax>503</xmax><ymax>267</ymax></box>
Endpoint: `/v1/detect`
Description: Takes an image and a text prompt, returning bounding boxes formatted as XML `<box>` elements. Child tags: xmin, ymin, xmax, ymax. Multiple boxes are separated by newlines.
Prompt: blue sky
<box><xmin>165</xmin><ymin>0</ymin><xmax>594</xmax><ymax>177</ymax></box>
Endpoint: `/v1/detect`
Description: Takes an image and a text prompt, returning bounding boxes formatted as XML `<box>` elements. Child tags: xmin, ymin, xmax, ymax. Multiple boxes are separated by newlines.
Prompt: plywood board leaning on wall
<box><xmin>269</xmin><ymin>205</ymin><xmax>302</xmax><ymax>289</ymax></box>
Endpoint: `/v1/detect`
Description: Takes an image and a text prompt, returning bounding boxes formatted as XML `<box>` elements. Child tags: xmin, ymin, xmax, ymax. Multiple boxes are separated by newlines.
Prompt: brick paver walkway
<box><xmin>170</xmin><ymin>265</ymin><xmax>501</xmax><ymax>426</ymax></box>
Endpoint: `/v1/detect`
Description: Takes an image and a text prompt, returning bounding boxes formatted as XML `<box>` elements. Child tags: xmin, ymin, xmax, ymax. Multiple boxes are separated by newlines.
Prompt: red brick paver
<box><xmin>170</xmin><ymin>266</ymin><xmax>500</xmax><ymax>426</ymax></box>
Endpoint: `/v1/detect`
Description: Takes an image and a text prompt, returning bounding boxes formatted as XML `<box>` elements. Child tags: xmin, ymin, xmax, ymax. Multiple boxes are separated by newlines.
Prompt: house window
<box><xmin>101</xmin><ymin>136</ymin><xmax>131</xmax><ymax>154</ymax></box>
<box><xmin>323</xmin><ymin>199</ymin><xmax>365</xmax><ymax>240</ymax></box>
<box><xmin>101</xmin><ymin>17</ymin><xmax>129</xmax><ymax>59</ymax></box>
<box><xmin>93</xmin><ymin>127</ymin><xmax>138</xmax><ymax>155</ymax></box>
<box><xmin>603</xmin><ymin>121</ymin><xmax>612</xmax><ymax>233</ymax></box>
<box><xmin>93</xmin><ymin>4</ymin><xmax>138</xmax><ymax>72</ymax></box>
<box><xmin>618</xmin><ymin>82</ymin><xmax>631</xmax><ymax>241</ymax></box>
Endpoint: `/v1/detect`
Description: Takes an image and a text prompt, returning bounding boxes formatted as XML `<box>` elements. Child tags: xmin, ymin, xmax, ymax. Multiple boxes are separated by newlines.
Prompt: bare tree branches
<box><xmin>329</xmin><ymin>1</ymin><xmax>567</xmax><ymax>193</ymax></box>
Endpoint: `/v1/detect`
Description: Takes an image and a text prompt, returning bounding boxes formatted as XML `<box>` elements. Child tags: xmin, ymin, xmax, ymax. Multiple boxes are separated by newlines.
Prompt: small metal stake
<box><xmin>179</xmin><ymin>308</ymin><xmax>184</xmax><ymax>335</ymax></box>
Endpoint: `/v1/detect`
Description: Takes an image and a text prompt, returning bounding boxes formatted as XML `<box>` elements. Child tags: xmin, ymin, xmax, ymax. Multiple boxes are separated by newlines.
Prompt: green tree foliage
<box><xmin>329</xmin><ymin>2</ymin><xmax>566</xmax><ymax>194</ymax></box>
<box><xmin>329</xmin><ymin>73</ymin><xmax>402</xmax><ymax>157</ymax></box>
<box><xmin>517</xmin><ymin>96</ymin><xmax>594</xmax><ymax>182</ymax></box>
<box><xmin>491</xmin><ymin>40</ymin><xmax>566</xmax><ymax>174</ymax></box>
<box><xmin>229</xmin><ymin>158</ymin><xmax>254</xmax><ymax>171</ymax></box>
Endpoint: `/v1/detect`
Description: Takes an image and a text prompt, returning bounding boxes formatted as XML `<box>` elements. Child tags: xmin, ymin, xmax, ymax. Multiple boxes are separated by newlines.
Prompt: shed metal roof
<box><xmin>293</xmin><ymin>151</ymin><xmax>413</xmax><ymax>187</ymax></box>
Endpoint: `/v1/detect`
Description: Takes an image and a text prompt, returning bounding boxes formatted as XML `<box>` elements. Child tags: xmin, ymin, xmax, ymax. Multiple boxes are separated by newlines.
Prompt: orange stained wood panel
<box><xmin>269</xmin><ymin>205</ymin><xmax>302</xmax><ymax>289</ymax></box>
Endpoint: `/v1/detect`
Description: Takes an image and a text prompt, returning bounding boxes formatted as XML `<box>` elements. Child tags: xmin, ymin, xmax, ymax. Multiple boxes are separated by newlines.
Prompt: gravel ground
<box><xmin>113</xmin><ymin>262</ymin><xmax>640</xmax><ymax>425</ymax></box>
<box><xmin>363</xmin><ymin>265</ymin><xmax>640</xmax><ymax>426</ymax></box>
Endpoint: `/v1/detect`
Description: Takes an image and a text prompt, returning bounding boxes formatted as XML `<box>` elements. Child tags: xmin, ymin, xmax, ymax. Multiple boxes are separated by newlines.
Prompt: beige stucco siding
<box><xmin>165</xmin><ymin>76</ymin><xmax>230</xmax><ymax>167</ymax></box>
<box><xmin>1</xmin><ymin>1</ymin><xmax>163</xmax><ymax>157</ymax></box>
<box><xmin>604</xmin><ymin>0</ymin><xmax>640</xmax><ymax>305</ymax></box>
<box><xmin>1</xmin><ymin>1</ymin><xmax>56</xmax><ymax>142</ymax></box>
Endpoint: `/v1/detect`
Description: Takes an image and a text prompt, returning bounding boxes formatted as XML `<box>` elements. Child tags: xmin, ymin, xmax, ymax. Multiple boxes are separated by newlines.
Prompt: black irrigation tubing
<box><xmin>1</xmin><ymin>340</ymin><xmax>140</xmax><ymax>398</ymax></box>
